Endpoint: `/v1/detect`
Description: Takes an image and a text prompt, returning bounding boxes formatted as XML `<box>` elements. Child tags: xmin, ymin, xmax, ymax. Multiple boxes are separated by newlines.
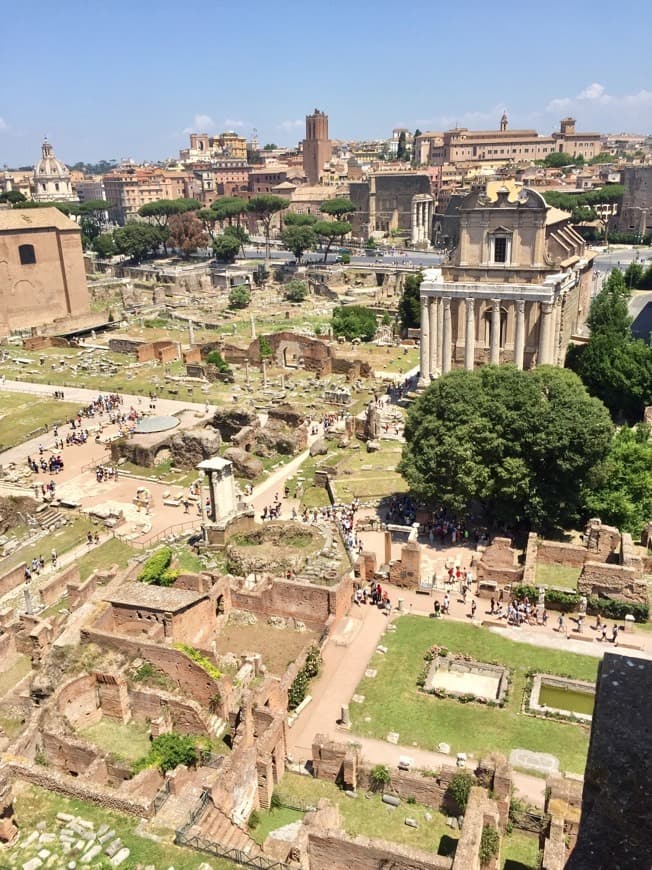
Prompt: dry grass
<box><xmin>214</xmin><ymin>622</ymin><xmax>319</xmax><ymax>674</ymax></box>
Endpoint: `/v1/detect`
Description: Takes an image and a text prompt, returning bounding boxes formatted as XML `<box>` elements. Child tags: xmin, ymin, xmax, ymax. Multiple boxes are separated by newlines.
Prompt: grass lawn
<box><xmin>78</xmin><ymin>718</ymin><xmax>152</xmax><ymax>764</ymax></box>
<box><xmin>275</xmin><ymin>772</ymin><xmax>458</xmax><ymax>856</ymax></box>
<box><xmin>0</xmin><ymin>655</ymin><xmax>31</xmax><ymax>698</ymax></box>
<box><xmin>350</xmin><ymin>617</ymin><xmax>598</xmax><ymax>774</ymax></box>
<box><xmin>77</xmin><ymin>536</ymin><xmax>136</xmax><ymax>580</ymax></box>
<box><xmin>0</xmin><ymin>393</ymin><xmax>80</xmax><ymax>451</ymax></box>
<box><xmin>502</xmin><ymin>830</ymin><xmax>542</xmax><ymax>869</ymax></box>
<box><xmin>250</xmin><ymin>806</ymin><xmax>304</xmax><ymax>844</ymax></box>
<box><xmin>535</xmin><ymin>562</ymin><xmax>582</xmax><ymax>590</ymax></box>
<box><xmin>119</xmin><ymin>459</ymin><xmax>198</xmax><ymax>488</ymax></box>
<box><xmin>331</xmin><ymin>472</ymin><xmax>409</xmax><ymax>501</ymax></box>
<box><xmin>9</xmin><ymin>783</ymin><xmax>236</xmax><ymax>870</ymax></box>
<box><xmin>0</xmin><ymin>515</ymin><xmax>97</xmax><ymax>576</ymax></box>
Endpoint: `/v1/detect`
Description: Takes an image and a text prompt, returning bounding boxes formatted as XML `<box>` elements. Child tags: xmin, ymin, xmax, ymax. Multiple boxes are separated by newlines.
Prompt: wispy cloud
<box><xmin>224</xmin><ymin>118</ymin><xmax>246</xmax><ymax>129</ymax></box>
<box><xmin>547</xmin><ymin>82</ymin><xmax>652</xmax><ymax>113</ymax></box>
<box><xmin>277</xmin><ymin>119</ymin><xmax>303</xmax><ymax>132</ymax></box>
<box><xmin>0</xmin><ymin>117</ymin><xmax>8</xmax><ymax>131</ymax></box>
<box><xmin>183</xmin><ymin>113</ymin><xmax>217</xmax><ymax>133</ymax></box>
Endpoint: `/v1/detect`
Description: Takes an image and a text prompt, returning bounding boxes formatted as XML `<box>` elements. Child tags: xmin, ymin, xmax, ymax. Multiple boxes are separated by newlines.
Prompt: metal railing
<box><xmin>113</xmin><ymin>519</ymin><xmax>200</xmax><ymax>550</ymax></box>
<box><xmin>174</xmin><ymin>830</ymin><xmax>290</xmax><ymax>870</ymax></box>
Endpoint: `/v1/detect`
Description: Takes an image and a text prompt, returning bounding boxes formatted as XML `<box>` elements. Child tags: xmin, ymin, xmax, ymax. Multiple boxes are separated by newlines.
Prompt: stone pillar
<box><xmin>340</xmin><ymin>704</ymin><xmax>350</xmax><ymax>727</ymax></box>
<box><xmin>437</xmin><ymin>296</ymin><xmax>444</xmax><ymax>374</ymax></box>
<box><xmin>441</xmin><ymin>297</ymin><xmax>452</xmax><ymax>374</ymax></box>
<box><xmin>490</xmin><ymin>299</ymin><xmax>501</xmax><ymax>365</ymax></box>
<box><xmin>411</xmin><ymin>200</ymin><xmax>418</xmax><ymax>244</ymax></box>
<box><xmin>418</xmin><ymin>295</ymin><xmax>431</xmax><ymax>387</ymax></box>
<box><xmin>262</xmin><ymin>359</ymin><xmax>268</xmax><ymax>387</ymax></box>
<box><xmin>250</xmin><ymin>315</ymin><xmax>256</xmax><ymax>340</ymax></box>
<box><xmin>188</xmin><ymin>320</ymin><xmax>195</xmax><ymax>345</ymax></box>
<box><xmin>384</xmin><ymin>530</ymin><xmax>392</xmax><ymax>564</ymax></box>
<box><xmin>244</xmin><ymin>359</ymin><xmax>250</xmax><ymax>385</ymax></box>
<box><xmin>428</xmin><ymin>297</ymin><xmax>438</xmax><ymax>377</ymax></box>
<box><xmin>514</xmin><ymin>300</ymin><xmax>526</xmax><ymax>370</ymax></box>
<box><xmin>464</xmin><ymin>298</ymin><xmax>475</xmax><ymax>371</ymax></box>
<box><xmin>200</xmin><ymin>471</ymin><xmax>209</xmax><ymax>541</ymax></box>
<box><xmin>538</xmin><ymin>301</ymin><xmax>553</xmax><ymax>365</ymax></box>
<box><xmin>550</xmin><ymin>298</ymin><xmax>562</xmax><ymax>366</ymax></box>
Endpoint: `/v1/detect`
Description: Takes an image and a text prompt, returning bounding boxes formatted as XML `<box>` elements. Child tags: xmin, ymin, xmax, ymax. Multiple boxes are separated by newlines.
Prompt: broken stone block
<box><xmin>80</xmin><ymin>845</ymin><xmax>102</xmax><ymax>864</ymax></box>
<box><xmin>110</xmin><ymin>848</ymin><xmax>130</xmax><ymax>867</ymax></box>
<box><xmin>405</xmin><ymin>818</ymin><xmax>418</xmax><ymax>828</ymax></box>
<box><xmin>22</xmin><ymin>859</ymin><xmax>43</xmax><ymax>870</ymax></box>
<box><xmin>351</xmin><ymin>693</ymin><xmax>365</xmax><ymax>703</ymax></box>
<box><xmin>105</xmin><ymin>839</ymin><xmax>122</xmax><ymax>858</ymax></box>
<box><xmin>376</xmin><ymin>645</ymin><xmax>388</xmax><ymax>654</ymax></box>
<box><xmin>386</xmin><ymin>731</ymin><xmax>399</xmax><ymax>744</ymax></box>
<box><xmin>365</xmin><ymin>668</ymin><xmax>377</xmax><ymax>679</ymax></box>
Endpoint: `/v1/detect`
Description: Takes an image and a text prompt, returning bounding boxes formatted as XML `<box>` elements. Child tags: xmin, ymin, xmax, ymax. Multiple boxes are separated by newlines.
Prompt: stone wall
<box><xmin>577</xmin><ymin>561</ymin><xmax>648</xmax><ymax>604</ymax></box>
<box><xmin>476</xmin><ymin>538</ymin><xmax>523</xmax><ymax>585</ymax></box>
<box><xmin>389</xmin><ymin>542</ymin><xmax>422</xmax><ymax>588</ymax></box>
<box><xmin>307</xmin><ymin>823</ymin><xmax>452</xmax><ymax>870</ymax></box>
<box><xmin>0</xmin><ymin>562</ymin><xmax>27</xmax><ymax>598</ymax></box>
<box><xmin>57</xmin><ymin>674</ymin><xmax>101</xmax><ymax>730</ymax></box>
<box><xmin>231</xmin><ymin>575</ymin><xmax>352</xmax><ymax>632</ymax></box>
<box><xmin>537</xmin><ymin>541</ymin><xmax>586</xmax><ymax>568</ymax></box>
<box><xmin>451</xmin><ymin>787</ymin><xmax>501</xmax><ymax>870</ymax></box>
<box><xmin>39</xmin><ymin>563</ymin><xmax>80</xmax><ymax>607</ymax></box>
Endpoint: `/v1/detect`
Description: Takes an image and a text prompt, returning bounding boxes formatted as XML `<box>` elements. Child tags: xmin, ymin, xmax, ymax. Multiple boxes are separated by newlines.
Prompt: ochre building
<box><xmin>418</xmin><ymin>183</ymin><xmax>593</xmax><ymax>383</ymax></box>
<box><xmin>0</xmin><ymin>207</ymin><xmax>90</xmax><ymax>336</ymax></box>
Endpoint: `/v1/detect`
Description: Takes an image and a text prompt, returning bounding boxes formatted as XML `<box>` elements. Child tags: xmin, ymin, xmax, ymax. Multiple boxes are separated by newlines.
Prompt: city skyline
<box><xmin>1</xmin><ymin>0</ymin><xmax>651</xmax><ymax>166</ymax></box>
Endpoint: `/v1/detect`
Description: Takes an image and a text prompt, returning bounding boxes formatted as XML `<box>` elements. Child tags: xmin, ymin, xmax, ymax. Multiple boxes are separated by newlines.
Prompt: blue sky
<box><xmin>1</xmin><ymin>0</ymin><xmax>651</xmax><ymax>167</ymax></box>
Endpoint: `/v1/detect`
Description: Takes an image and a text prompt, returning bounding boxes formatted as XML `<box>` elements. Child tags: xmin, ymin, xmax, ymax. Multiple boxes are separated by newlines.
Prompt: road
<box><xmin>240</xmin><ymin>246</ymin><xmax>444</xmax><ymax>269</ymax></box>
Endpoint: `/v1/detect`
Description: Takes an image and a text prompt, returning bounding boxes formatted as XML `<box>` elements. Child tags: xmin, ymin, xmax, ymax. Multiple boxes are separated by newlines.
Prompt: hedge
<box><xmin>138</xmin><ymin>547</ymin><xmax>173</xmax><ymax>585</ymax></box>
<box><xmin>511</xmin><ymin>584</ymin><xmax>649</xmax><ymax>623</ymax></box>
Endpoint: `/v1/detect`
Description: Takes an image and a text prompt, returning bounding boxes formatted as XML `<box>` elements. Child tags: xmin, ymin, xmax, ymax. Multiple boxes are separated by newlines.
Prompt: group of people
<box><xmin>354</xmin><ymin>581</ymin><xmax>392</xmax><ymax>613</ymax></box>
<box><xmin>95</xmin><ymin>465</ymin><xmax>118</xmax><ymax>483</ymax></box>
<box><xmin>27</xmin><ymin>454</ymin><xmax>64</xmax><ymax>475</ymax></box>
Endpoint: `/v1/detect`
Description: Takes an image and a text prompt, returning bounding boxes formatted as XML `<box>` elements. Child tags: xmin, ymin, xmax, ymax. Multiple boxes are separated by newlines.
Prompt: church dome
<box><xmin>34</xmin><ymin>139</ymin><xmax>70</xmax><ymax>180</ymax></box>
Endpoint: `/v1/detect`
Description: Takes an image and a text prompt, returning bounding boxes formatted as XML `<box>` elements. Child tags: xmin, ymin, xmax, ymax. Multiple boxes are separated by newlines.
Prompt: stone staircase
<box><xmin>193</xmin><ymin>804</ymin><xmax>262</xmax><ymax>856</ymax></box>
<box><xmin>36</xmin><ymin>505</ymin><xmax>67</xmax><ymax>531</ymax></box>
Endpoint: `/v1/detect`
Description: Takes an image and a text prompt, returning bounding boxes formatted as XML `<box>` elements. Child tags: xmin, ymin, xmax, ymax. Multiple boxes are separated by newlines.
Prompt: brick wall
<box><xmin>578</xmin><ymin>561</ymin><xmax>648</xmax><ymax>603</ymax></box>
<box><xmin>231</xmin><ymin>575</ymin><xmax>352</xmax><ymax>631</ymax></box>
<box><xmin>56</xmin><ymin>674</ymin><xmax>101</xmax><ymax>729</ymax></box>
<box><xmin>0</xmin><ymin>563</ymin><xmax>27</xmax><ymax>598</ymax></box>
<box><xmin>307</xmin><ymin>827</ymin><xmax>452</xmax><ymax>870</ymax></box>
<box><xmin>39</xmin><ymin>564</ymin><xmax>80</xmax><ymax>607</ymax></box>
<box><xmin>538</xmin><ymin>541</ymin><xmax>586</xmax><ymax>568</ymax></box>
<box><xmin>451</xmin><ymin>787</ymin><xmax>501</xmax><ymax>870</ymax></box>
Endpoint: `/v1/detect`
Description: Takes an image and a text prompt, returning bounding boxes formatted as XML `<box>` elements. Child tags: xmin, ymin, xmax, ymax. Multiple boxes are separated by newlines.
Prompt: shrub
<box><xmin>288</xmin><ymin>647</ymin><xmax>322</xmax><ymax>710</ymax></box>
<box><xmin>479</xmin><ymin>825</ymin><xmax>500</xmax><ymax>866</ymax></box>
<box><xmin>448</xmin><ymin>772</ymin><xmax>474</xmax><ymax>812</ymax></box>
<box><xmin>341</xmin><ymin>253</ymin><xmax>350</xmax><ymax>264</ymax></box>
<box><xmin>370</xmin><ymin>764</ymin><xmax>392</xmax><ymax>792</ymax></box>
<box><xmin>512</xmin><ymin>584</ymin><xmax>649</xmax><ymax>622</ymax></box>
<box><xmin>138</xmin><ymin>547</ymin><xmax>173</xmax><ymax>585</ymax></box>
<box><xmin>259</xmin><ymin>335</ymin><xmax>273</xmax><ymax>359</ymax></box>
<box><xmin>285</xmin><ymin>279</ymin><xmax>308</xmax><ymax>303</ymax></box>
<box><xmin>248</xmin><ymin>810</ymin><xmax>260</xmax><ymax>829</ymax></box>
<box><xmin>205</xmin><ymin>350</ymin><xmax>232</xmax><ymax>374</ymax></box>
<box><xmin>133</xmin><ymin>662</ymin><xmax>155</xmax><ymax>682</ymax></box>
<box><xmin>303</xmin><ymin>645</ymin><xmax>322</xmax><ymax>678</ymax></box>
<box><xmin>228</xmin><ymin>285</ymin><xmax>251</xmax><ymax>309</ymax></box>
<box><xmin>134</xmin><ymin>732</ymin><xmax>198</xmax><ymax>774</ymax></box>
<box><xmin>331</xmin><ymin>305</ymin><xmax>377</xmax><ymax>341</ymax></box>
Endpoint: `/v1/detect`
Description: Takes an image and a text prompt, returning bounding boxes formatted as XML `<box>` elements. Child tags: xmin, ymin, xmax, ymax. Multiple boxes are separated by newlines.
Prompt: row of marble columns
<box><xmin>419</xmin><ymin>296</ymin><xmax>562</xmax><ymax>385</ymax></box>
<box><xmin>411</xmin><ymin>199</ymin><xmax>432</xmax><ymax>244</ymax></box>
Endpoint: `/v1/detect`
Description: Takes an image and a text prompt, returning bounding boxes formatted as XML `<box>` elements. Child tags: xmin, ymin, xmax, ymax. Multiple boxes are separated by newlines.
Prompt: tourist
<box><xmin>489</xmin><ymin>597</ymin><xmax>495</xmax><ymax>614</ymax></box>
<box><xmin>611</xmin><ymin>625</ymin><xmax>619</xmax><ymax>644</ymax></box>
<box><xmin>434</xmin><ymin>600</ymin><xmax>441</xmax><ymax>618</ymax></box>
<box><xmin>442</xmin><ymin>593</ymin><xmax>450</xmax><ymax>614</ymax></box>
<box><xmin>557</xmin><ymin>614</ymin><xmax>565</xmax><ymax>634</ymax></box>
<box><xmin>51</xmin><ymin>548</ymin><xmax>57</xmax><ymax>568</ymax></box>
<box><xmin>93</xmin><ymin>532</ymin><xmax>100</xmax><ymax>545</ymax></box>
<box><xmin>470</xmin><ymin>599</ymin><xmax>477</xmax><ymax>619</ymax></box>
<box><xmin>87</xmin><ymin>531</ymin><xmax>93</xmax><ymax>546</ymax></box>
<box><xmin>600</xmin><ymin>624</ymin><xmax>608</xmax><ymax>642</ymax></box>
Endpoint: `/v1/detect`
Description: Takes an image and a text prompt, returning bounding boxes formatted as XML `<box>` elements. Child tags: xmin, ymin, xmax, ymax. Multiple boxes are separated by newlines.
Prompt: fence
<box><xmin>511</xmin><ymin>809</ymin><xmax>551</xmax><ymax>835</ymax></box>
<box><xmin>114</xmin><ymin>519</ymin><xmax>200</xmax><ymax>550</ymax></box>
<box><xmin>175</xmin><ymin>829</ymin><xmax>290</xmax><ymax>870</ymax></box>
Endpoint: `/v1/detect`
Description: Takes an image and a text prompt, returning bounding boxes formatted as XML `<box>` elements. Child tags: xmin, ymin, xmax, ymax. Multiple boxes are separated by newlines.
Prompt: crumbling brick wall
<box><xmin>578</xmin><ymin>562</ymin><xmax>648</xmax><ymax>604</ymax></box>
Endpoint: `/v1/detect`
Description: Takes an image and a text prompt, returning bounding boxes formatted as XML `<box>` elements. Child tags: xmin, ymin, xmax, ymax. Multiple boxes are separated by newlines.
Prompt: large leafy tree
<box><xmin>398</xmin><ymin>272</ymin><xmax>423</xmax><ymax>331</ymax></box>
<box><xmin>223</xmin><ymin>223</ymin><xmax>250</xmax><ymax>255</ymax></box>
<box><xmin>283</xmin><ymin>212</ymin><xmax>317</xmax><ymax>227</ymax></box>
<box><xmin>281</xmin><ymin>225</ymin><xmax>316</xmax><ymax>262</ymax></box>
<box><xmin>399</xmin><ymin>366</ymin><xmax>613</xmax><ymax>532</ymax></box>
<box><xmin>213</xmin><ymin>233</ymin><xmax>240</xmax><ymax>263</ymax></box>
<box><xmin>210</xmin><ymin>196</ymin><xmax>248</xmax><ymax>227</ymax></box>
<box><xmin>586</xmin><ymin>424</ymin><xmax>652</xmax><ymax>536</ymax></box>
<box><xmin>319</xmin><ymin>197</ymin><xmax>356</xmax><ymax>222</ymax></box>
<box><xmin>332</xmin><ymin>305</ymin><xmax>377</xmax><ymax>341</ymax></box>
<box><xmin>313</xmin><ymin>220</ymin><xmax>351</xmax><ymax>263</ymax></box>
<box><xmin>246</xmin><ymin>195</ymin><xmax>289</xmax><ymax>259</ymax></box>
<box><xmin>567</xmin><ymin>269</ymin><xmax>652</xmax><ymax>421</ymax></box>
<box><xmin>113</xmin><ymin>223</ymin><xmax>166</xmax><ymax>263</ymax></box>
<box><xmin>167</xmin><ymin>212</ymin><xmax>208</xmax><ymax>257</ymax></box>
<box><xmin>138</xmin><ymin>198</ymin><xmax>200</xmax><ymax>228</ymax></box>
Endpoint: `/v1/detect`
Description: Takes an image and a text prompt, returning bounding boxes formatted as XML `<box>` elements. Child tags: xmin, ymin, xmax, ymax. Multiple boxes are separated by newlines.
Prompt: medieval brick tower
<box><xmin>302</xmin><ymin>109</ymin><xmax>332</xmax><ymax>184</ymax></box>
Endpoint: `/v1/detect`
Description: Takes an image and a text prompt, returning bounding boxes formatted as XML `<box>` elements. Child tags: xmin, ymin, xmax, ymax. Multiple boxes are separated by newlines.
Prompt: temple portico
<box><xmin>411</xmin><ymin>194</ymin><xmax>434</xmax><ymax>245</ymax></box>
<box><xmin>417</xmin><ymin>183</ymin><xmax>593</xmax><ymax>386</ymax></box>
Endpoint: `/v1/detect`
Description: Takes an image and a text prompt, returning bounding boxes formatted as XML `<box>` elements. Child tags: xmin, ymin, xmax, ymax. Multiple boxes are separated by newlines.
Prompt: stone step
<box><xmin>196</xmin><ymin>805</ymin><xmax>261</xmax><ymax>856</ymax></box>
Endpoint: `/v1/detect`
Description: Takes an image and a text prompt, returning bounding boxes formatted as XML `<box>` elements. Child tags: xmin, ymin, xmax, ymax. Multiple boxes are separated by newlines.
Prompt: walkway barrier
<box><xmin>114</xmin><ymin>519</ymin><xmax>200</xmax><ymax>550</ymax></box>
<box><xmin>174</xmin><ymin>829</ymin><xmax>290</xmax><ymax>870</ymax></box>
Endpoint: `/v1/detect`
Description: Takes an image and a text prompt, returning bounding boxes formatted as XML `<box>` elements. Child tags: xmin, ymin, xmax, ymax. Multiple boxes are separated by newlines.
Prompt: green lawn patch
<box><xmin>502</xmin><ymin>830</ymin><xmax>542</xmax><ymax>869</ymax></box>
<box><xmin>77</xmin><ymin>536</ymin><xmax>136</xmax><ymax>580</ymax></box>
<box><xmin>78</xmin><ymin>718</ymin><xmax>152</xmax><ymax>764</ymax></box>
<box><xmin>250</xmin><ymin>806</ymin><xmax>304</xmax><ymax>844</ymax></box>
<box><xmin>275</xmin><ymin>772</ymin><xmax>458</xmax><ymax>855</ymax></box>
<box><xmin>0</xmin><ymin>515</ymin><xmax>96</xmax><ymax>576</ymax></box>
<box><xmin>350</xmin><ymin>617</ymin><xmax>598</xmax><ymax>774</ymax></box>
<box><xmin>0</xmin><ymin>393</ymin><xmax>80</xmax><ymax>451</ymax></box>
<box><xmin>535</xmin><ymin>562</ymin><xmax>582</xmax><ymax>590</ymax></box>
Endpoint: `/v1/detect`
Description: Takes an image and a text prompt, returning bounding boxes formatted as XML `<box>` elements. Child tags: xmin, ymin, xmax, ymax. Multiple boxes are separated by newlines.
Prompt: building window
<box><xmin>493</xmin><ymin>237</ymin><xmax>508</xmax><ymax>263</ymax></box>
<box><xmin>19</xmin><ymin>244</ymin><xmax>36</xmax><ymax>265</ymax></box>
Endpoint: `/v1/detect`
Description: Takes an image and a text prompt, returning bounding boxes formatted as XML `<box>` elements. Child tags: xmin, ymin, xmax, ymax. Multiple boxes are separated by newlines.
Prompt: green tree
<box><xmin>167</xmin><ymin>212</ymin><xmax>208</xmax><ymax>257</ymax></box>
<box><xmin>332</xmin><ymin>305</ymin><xmax>377</xmax><ymax>341</ymax></box>
<box><xmin>0</xmin><ymin>190</ymin><xmax>26</xmax><ymax>204</ymax></box>
<box><xmin>228</xmin><ymin>285</ymin><xmax>251</xmax><ymax>309</ymax></box>
<box><xmin>448</xmin><ymin>772</ymin><xmax>475</xmax><ymax>812</ymax></box>
<box><xmin>134</xmin><ymin>733</ymin><xmax>198</xmax><ymax>774</ymax></box>
<box><xmin>223</xmin><ymin>223</ymin><xmax>250</xmax><ymax>255</ymax></box>
<box><xmin>281</xmin><ymin>225</ymin><xmax>316</xmax><ymax>262</ymax></box>
<box><xmin>210</xmin><ymin>196</ymin><xmax>248</xmax><ymax>227</ymax></box>
<box><xmin>212</xmin><ymin>233</ymin><xmax>241</xmax><ymax>263</ymax></box>
<box><xmin>623</xmin><ymin>261</ymin><xmax>644</xmax><ymax>289</ymax></box>
<box><xmin>398</xmin><ymin>272</ymin><xmax>423</xmax><ymax>331</ymax></box>
<box><xmin>370</xmin><ymin>764</ymin><xmax>392</xmax><ymax>793</ymax></box>
<box><xmin>586</xmin><ymin>424</ymin><xmax>652</xmax><ymax>535</ymax></box>
<box><xmin>400</xmin><ymin>366</ymin><xmax>613</xmax><ymax>532</ymax></box>
<box><xmin>313</xmin><ymin>220</ymin><xmax>351</xmax><ymax>263</ymax></box>
<box><xmin>283</xmin><ymin>212</ymin><xmax>318</xmax><ymax>227</ymax></box>
<box><xmin>285</xmin><ymin>279</ymin><xmax>308</xmax><ymax>303</ymax></box>
<box><xmin>479</xmin><ymin>826</ymin><xmax>500</xmax><ymax>867</ymax></box>
<box><xmin>258</xmin><ymin>335</ymin><xmax>273</xmax><ymax>359</ymax></box>
<box><xmin>113</xmin><ymin>223</ymin><xmax>165</xmax><ymax>262</ymax></box>
<box><xmin>92</xmin><ymin>232</ymin><xmax>116</xmax><ymax>258</ymax></box>
<box><xmin>253</xmin><ymin>264</ymin><xmax>269</xmax><ymax>287</ymax></box>
<box><xmin>567</xmin><ymin>269</ymin><xmax>652</xmax><ymax>421</ymax></box>
<box><xmin>319</xmin><ymin>197</ymin><xmax>356</xmax><ymax>222</ymax></box>
<box><xmin>396</xmin><ymin>131</ymin><xmax>408</xmax><ymax>161</ymax></box>
<box><xmin>543</xmin><ymin>152</ymin><xmax>576</xmax><ymax>168</ymax></box>
<box><xmin>197</xmin><ymin>208</ymin><xmax>220</xmax><ymax>240</ymax></box>
<box><xmin>138</xmin><ymin>198</ymin><xmax>200</xmax><ymax>228</ymax></box>
<box><xmin>247</xmin><ymin>194</ymin><xmax>289</xmax><ymax>259</ymax></box>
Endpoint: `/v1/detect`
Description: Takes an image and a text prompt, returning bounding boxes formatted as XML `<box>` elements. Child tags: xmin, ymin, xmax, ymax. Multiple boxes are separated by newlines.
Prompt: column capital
<box><xmin>541</xmin><ymin>301</ymin><xmax>553</xmax><ymax>315</ymax></box>
<box><xmin>465</xmin><ymin>297</ymin><xmax>475</xmax><ymax>310</ymax></box>
<box><xmin>516</xmin><ymin>298</ymin><xmax>525</xmax><ymax>313</ymax></box>
<box><xmin>442</xmin><ymin>296</ymin><xmax>452</xmax><ymax>309</ymax></box>
<box><xmin>491</xmin><ymin>298</ymin><xmax>502</xmax><ymax>309</ymax></box>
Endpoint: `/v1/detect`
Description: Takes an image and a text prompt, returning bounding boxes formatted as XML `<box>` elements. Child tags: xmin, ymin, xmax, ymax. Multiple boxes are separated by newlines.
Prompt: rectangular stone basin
<box><xmin>427</xmin><ymin>669</ymin><xmax>501</xmax><ymax>700</ymax></box>
<box><xmin>530</xmin><ymin>674</ymin><xmax>595</xmax><ymax>722</ymax></box>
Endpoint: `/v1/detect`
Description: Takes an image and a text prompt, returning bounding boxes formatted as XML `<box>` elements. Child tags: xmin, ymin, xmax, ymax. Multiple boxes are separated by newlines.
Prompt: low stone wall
<box><xmin>7</xmin><ymin>761</ymin><xmax>155</xmax><ymax>818</ymax></box>
<box><xmin>0</xmin><ymin>562</ymin><xmax>26</xmax><ymax>599</ymax></box>
<box><xmin>578</xmin><ymin>561</ymin><xmax>648</xmax><ymax>604</ymax></box>
<box><xmin>522</xmin><ymin>533</ymin><xmax>538</xmax><ymax>585</ymax></box>
<box><xmin>451</xmin><ymin>787</ymin><xmax>501</xmax><ymax>870</ymax></box>
<box><xmin>39</xmin><ymin>564</ymin><xmax>80</xmax><ymax>608</ymax></box>
<box><xmin>0</xmin><ymin>630</ymin><xmax>16</xmax><ymax>662</ymax></box>
<box><xmin>307</xmin><ymin>826</ymin><xmax>452</xmax><ymax>870</ymax></box>
<box><xmin>67</xmin><ymin>573</ymin><xmax>98</xmax><ymax>610</ymax></box>
<box><xmin>231</xmin><ymin>575</ymin><xmax>352</xmax><ymax>632</ymax></box>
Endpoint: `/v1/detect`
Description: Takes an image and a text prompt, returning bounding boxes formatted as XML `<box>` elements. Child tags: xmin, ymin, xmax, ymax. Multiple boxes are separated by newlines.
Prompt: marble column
<box><xmin>464</xmin><ymin>298</ymin><xmax>475</xmax><ymax>371</ymax></box>
<box><xmin>538</xmin><ymin>301</ymin><xmax>553</xmax><ymax>365</ymax></box>
<box><xmin>514</xmin><ymin>300</ymin><xmax>526</xmax><ymax>370</ymax></box>
<box><xmin>550</xmin><ymin>298</ymin><xmax>562</xmax><ymax>365</ymax></box>
<box><xmin>418</xmin><ymin>295</ymin><xmax>430</xmax><ymax>386</ymax></box>
<box><xmin>411</xmin><ymin>201</ymin><xmax>418</xmax><ymax>244</ymax></box>
<box><xmin>428</xmin><ymin>297</ymin><xmax>438</xmax><ymax>377</ymax></box>
<box><xmin>490</xmin><ymin>299</ymin><xmax>501</xmax><ymax>365</ymax></box>
<box><xmin>437</xmin><ymin>295</ymin><xmax>444</xmax><ymax>375</ymax></box>
<box><xmin>442</xmin><ymin>298</ymin><xmax>452</xmax><ymax>374</ymax></box>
